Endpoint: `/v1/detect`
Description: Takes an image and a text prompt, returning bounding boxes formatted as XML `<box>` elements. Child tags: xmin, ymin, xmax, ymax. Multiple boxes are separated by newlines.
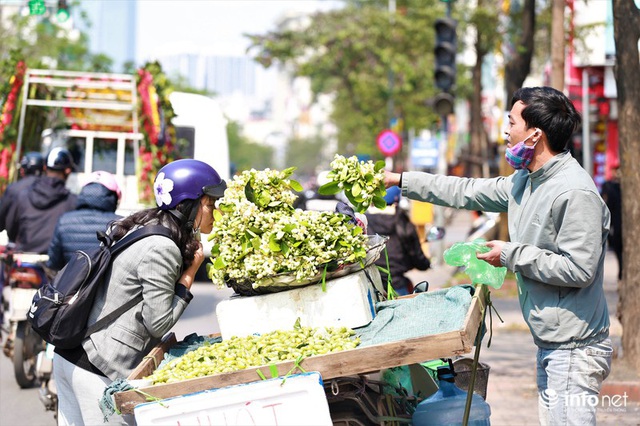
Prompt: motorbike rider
<box><xmin>1</xmin><ymin>152</ymin><xmax>45</xmax><ymax>341</ymax></box>
<box><xmin>6</xmin><ymin>147</ymin><xmax>78</xmax><ymax>254</ymax></box>
<box><xmin>47</xmin><ymin>171</ymin><xmax>123</xmax><ymax>272</ymax></box>
<box><xmin>366</xmin><ymin>186</ymin><xmax>431</xmax><ymax>296</ymax></box>
<box><xmin>0</xmin><ymin>151</ymin><xmax>45</xmax><ymax>240</ymax></box>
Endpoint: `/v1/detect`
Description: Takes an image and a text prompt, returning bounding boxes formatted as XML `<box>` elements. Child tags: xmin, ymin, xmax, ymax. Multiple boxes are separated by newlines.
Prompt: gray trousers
<box><xmin>53</xmin><ymin>354</ymin><xmax>132</xmax><ymax>426</ymax></box>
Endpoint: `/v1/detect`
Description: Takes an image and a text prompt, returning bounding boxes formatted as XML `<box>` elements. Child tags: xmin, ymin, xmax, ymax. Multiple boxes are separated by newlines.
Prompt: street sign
<box><xmin>376</xmin><ymin>129</ymin><xmax>402</xmax><ymax>157</ymax></box>
<box><xmin>411</xmin><ymin>137</ymin><xmax>440</xmax><ymax>168</ymax></box>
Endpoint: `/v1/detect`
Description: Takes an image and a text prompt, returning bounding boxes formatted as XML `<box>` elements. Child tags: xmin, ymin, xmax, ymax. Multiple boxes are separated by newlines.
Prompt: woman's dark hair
<box><xmin>107</xmin><ymin>199</ymin><xmax>201</xmax><ymax>269</ymax></box>
<box><xmin>511</xmin><ymin>86</ymin><xmax>582</xmax><ymax>152</ymax></box>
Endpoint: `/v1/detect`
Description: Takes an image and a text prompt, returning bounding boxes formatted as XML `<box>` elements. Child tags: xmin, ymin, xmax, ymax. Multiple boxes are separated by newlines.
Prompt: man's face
<box><xmin>505</xmin><ymin>101</ymin><xmax>533</xmax><ymax>148</ymax></box>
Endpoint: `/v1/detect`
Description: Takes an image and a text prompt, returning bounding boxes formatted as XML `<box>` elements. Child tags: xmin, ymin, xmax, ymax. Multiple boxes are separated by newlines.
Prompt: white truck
<box><xmin>14</xmin><ymin>69</ymin><xmax>230</xmax><ymax>214</ymax></box>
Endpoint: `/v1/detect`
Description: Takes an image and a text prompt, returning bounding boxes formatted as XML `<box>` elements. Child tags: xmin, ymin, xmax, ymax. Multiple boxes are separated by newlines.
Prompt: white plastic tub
<box><xmin>216</xmin><ymin>265</ymin><xmax>381</xmax><ymax>340</ymax></box>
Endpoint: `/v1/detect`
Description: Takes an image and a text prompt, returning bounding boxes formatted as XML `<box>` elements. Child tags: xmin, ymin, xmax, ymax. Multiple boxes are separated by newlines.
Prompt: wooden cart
<box><xmin>115</xmin><ymin>285</ymin><xmax>487</xmax><ymax>415</ymax></box>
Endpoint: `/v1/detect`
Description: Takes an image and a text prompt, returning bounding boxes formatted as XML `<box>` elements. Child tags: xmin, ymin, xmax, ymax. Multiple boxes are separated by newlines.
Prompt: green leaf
<box><xmin>249</xmin><ymin>226</ymin><xmax>263</xmax><ymax>235</ymax></box>
<box><xmin>372</xmin><ymin>195</ymin><xmax>387</xmax><ymax>209</ymax></box>
<box><xmin>374</xmin><ymin>160</ymin><xmax>386</xmax><ymax>172</ymax></box>
<box><xmin>214</xmin><ymin>256</ymin><xmax>226</xmax><ymax>270</ymax></box>
<box><xmin>289</xmin><ymin>179</ymin><xmax>303</xmax><ymax>192</ymax></box>
<box><xmin>257</xmin><ymin>191</ymin><xmax>271</xmax><ymax>207</ymax></box>
<box><xmin>268</xmin><ymin>235</ymin><xmax>281</xmax><ymax>252</ymax></box>
<box><xmin>351</xmin><ymin>182</ymin><xmax>362</xmax><ymax>197</ymax></box>
<box><xmin>244</xmin><ymin>181</ymin><xmax>256</xmax><ymax>203</ymax></box>
<box><xmin>344</xmin><ymin>190</ymin><xmax>357</xmax><ymax>206</ymax></box>
<box><xmin>251</xmin><ymin>237</ymin><xmax>261</xmax><ymax>250</ymax></box>
<box><xmin>282</xmin><ymin>166</ymin><xmax>297</xmax><ymax>178</ymax></box>
<box><xmin>281</xmin><ymin>242</ymin><xmax>290</xmax><ymax>255</ymax></box>
<box><xmin>318</xmin><ymin>181</ymin><xmax>341</xmax><ymax>195</ymax></box>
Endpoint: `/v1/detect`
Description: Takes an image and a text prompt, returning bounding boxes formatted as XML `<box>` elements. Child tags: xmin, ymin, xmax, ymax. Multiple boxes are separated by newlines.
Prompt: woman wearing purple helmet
<box><xmin>53</xmin><ymin>159</ymin><xmax>226</xmax><ymax>425</ymax></box>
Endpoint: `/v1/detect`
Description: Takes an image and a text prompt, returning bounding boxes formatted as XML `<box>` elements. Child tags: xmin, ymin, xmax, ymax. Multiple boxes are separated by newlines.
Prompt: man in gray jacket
<box><xmin>385</xmin><ymin>86</ymin><xmax>611</xmax><ymax>426</ymax></box>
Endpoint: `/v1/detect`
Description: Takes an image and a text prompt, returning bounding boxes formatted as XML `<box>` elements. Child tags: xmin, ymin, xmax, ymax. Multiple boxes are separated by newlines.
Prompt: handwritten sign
<box><xmin>134</xmin><ymin>372</ymin><xmax>332</xmax><ymax>426</ymax></box>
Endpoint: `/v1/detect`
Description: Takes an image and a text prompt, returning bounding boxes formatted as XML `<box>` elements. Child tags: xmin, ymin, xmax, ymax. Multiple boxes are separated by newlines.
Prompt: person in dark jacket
<box><xmin>7</xmin><ymin>148</ymin><xmax>77</xmax><ymax>254</ymax></box>
<box><xmin>366</xmin><ymin>186</ymin><xmax>431</xmax><ymax>296</ymax></box>
<box><xmin>601</xmin><ymin>162</ymin><xmax>622</xmax><ymax>280</ymax></box>
<box><xmin>0</xmin><ymin>152</ymin><xmax>45</xmax><ymax>239</ymax></box>
<box><xmin>47</xmin><ymin>171</ymin><xmax>122</xmax><ymax>271</ymax></box>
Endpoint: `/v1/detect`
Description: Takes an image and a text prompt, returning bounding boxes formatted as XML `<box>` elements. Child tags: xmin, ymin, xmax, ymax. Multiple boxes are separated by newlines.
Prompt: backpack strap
<box><xmin>84</xmin><ymin>225</ymin><xmax>174</xmax><ymax>339</ymax></box>
<box><xmin>109</xmin><ymin>225</ymin><xmax>173</xmax><ymax>256</ymax></box>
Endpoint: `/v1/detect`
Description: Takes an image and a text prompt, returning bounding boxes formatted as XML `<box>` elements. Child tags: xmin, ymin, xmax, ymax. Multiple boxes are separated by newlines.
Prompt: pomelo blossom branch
<box><xmin>208</xmin><ymin>167</ymin><xmax>368</xmax><ymax>289</ymax></box>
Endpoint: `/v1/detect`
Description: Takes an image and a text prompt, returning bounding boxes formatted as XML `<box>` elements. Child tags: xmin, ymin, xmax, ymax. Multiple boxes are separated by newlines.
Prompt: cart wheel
<box><xmin>13</xmin><ymin>321</ymin><xmax>40</xmax><ymax>388</ymax></box>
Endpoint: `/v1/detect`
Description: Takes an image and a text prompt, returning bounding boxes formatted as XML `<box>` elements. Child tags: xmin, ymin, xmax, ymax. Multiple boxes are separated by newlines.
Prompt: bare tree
<box><xmin>504</xmin><ymin>0</ymin><xmax>536</xmax><ymax>104</ymax></box>
<box><xmin>549</xmin><ymin>0</ymin><xmax>565</xmax><ymax>89</ymax></box>
<box><xmin>498</xmin><ymin>0</ymin><xmax>536</xmax><ymax>240</ymax></box>
<box><xmin>467</xmin><ymin>1</ymin><xmax>499</xmax><ymax>178</ymax></box>
<box><xmin>612</xmin><ymin>0</ymin><xmax>640</xmax><ymax>373</ymax></box>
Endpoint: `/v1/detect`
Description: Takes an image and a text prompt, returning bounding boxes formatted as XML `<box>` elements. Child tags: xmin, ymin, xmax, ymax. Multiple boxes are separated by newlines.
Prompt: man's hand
<box><xmin>384</xmin><ymin>170</ymin><xmax>401</xmax><ymax>188</ymax></box>
<box><xmin>476</xmin><ymin>240</ymin><xmax>505</xmax><ymax>267</ymax></box>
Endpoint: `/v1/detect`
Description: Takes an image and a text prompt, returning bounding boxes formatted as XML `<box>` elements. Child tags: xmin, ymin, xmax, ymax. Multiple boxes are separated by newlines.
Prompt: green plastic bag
<box><xmin>443</xmin><ymin>238</ymin><xmax>507</xmax><ymax>289</ymax></box>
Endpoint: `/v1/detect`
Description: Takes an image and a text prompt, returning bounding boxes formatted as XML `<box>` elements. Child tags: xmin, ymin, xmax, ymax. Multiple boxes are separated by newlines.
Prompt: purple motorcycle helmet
<box><xmin>153</xmin><ymin>159</ymin><xmax>226</xmax><ymax>210</ymax></box>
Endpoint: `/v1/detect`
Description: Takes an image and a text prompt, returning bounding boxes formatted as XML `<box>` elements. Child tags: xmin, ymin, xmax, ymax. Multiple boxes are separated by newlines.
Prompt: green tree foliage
<box><xmin>0</xmin><ymin>8</ymin><xmax>107</xmax><ymax>72</ymax></box>
<box><xmin>285</xmin><ymin>135</ymin><xmax>326</xmax><ymax>178</ymax></box>
<box><xmin>246</xmin><ymin>2</ymin><xmax>452</xmax><ymax>158</ymax></box>
<box><xmin>227</xmin><ymin>120</ymin><xmax>274</xmax><ymax>173</ymax></box>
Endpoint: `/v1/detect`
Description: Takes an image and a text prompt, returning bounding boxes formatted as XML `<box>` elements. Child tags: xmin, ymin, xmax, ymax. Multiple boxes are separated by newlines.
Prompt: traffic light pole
<box><xmin>432</xmin><ymin>1</ymin><xmax>455</xmax><ymax>266</ymax></box>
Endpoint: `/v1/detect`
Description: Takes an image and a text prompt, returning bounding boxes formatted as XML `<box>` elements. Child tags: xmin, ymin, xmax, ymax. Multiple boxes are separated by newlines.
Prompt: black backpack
<box><xmin>28</xmin><ymin>225</ymin><xmax>173</xmax><ymax>349</ymax></box>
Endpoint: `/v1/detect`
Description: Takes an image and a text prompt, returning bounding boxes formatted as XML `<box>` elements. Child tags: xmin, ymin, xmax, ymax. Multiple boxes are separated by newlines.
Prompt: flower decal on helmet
<box><xmin>154</xmin><ymin>172</ymin><xmax>174</xmax><ymax>207</ymax></box>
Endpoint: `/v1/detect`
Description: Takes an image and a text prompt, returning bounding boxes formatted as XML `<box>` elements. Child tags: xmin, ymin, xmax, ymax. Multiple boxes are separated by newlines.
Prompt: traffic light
<box><xmin>434</xmin><ymin>17</ymin><xmax>457</xmax><ymax>92</ymax></box>
<box><xmin>433</xmin><ymin>92</ymin><xmax>455</xmax><ymax>116</ymax></box>
<box><xmin>56</xmin><ymin>0</ymin><xmax>70</xmax><ymax>22</ymax></box>
<box><xmin>433</xmin><ymin>17</ymin><xmax>457</xmax><ymax>116</ymax></box>
<box><xmin>28</xmin><ymin>0</ymin><xmax>46</xmax><ymax>15</ymax></box>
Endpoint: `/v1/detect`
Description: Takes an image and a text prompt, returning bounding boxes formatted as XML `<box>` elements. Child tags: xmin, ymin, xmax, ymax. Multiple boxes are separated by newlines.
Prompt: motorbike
<box><xmin>1</xmin><ymin>244</ymin><xmax>48</xmax><ymax>388</ymax></box>
<box><xmin>36</xmin><ymin>342</ymin><xmax>58</xmax><ymax>417</ymax></box>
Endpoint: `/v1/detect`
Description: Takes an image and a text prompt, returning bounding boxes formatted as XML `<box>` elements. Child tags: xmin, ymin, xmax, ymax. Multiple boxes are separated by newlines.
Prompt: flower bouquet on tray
<box><xmin>207</xmin><ymin>167</ymin><xmax>387</xmax><ymax>296</ymax></box>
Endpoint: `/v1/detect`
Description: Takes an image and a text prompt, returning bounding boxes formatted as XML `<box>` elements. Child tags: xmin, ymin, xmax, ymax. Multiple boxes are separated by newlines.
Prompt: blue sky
<box><xmin>137</xmin><ymin>0</ymin><xmax>343</xmax><ymax>59</ymax></box>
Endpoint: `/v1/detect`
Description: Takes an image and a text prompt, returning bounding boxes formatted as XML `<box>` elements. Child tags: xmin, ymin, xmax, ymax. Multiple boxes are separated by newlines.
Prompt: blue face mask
<box><xmin>505</xmin><ymin>131</ymin><xmax>539</xmax><ymax>170</ymax></box>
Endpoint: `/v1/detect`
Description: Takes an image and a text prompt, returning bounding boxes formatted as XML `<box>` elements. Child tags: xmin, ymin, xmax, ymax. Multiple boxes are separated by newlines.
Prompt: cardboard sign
<box><xmin>133</xmin><ymin>372</ymin><xmax>332</xmax><ymax>426</ymax></box>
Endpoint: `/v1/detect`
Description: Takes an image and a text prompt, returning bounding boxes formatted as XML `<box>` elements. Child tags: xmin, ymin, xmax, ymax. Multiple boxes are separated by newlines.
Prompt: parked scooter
<box><xmin>1</xmin><ymin>244</ymin><xmax>48</xmax><ymax>388</ymax></box>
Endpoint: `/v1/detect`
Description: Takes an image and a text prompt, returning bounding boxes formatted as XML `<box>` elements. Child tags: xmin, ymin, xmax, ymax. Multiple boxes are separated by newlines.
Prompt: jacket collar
<box><xmin>528</xmin><ymin>151</ymin><xmax>572</xmax><ymax>185</ymax></box>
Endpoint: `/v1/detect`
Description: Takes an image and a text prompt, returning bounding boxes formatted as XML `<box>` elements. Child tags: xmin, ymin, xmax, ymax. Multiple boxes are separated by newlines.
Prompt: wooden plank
<box><xmin>127</xmin><ymin>333</ymin><xmax>177</xmax><ymax>381</ymax></box>
<box><xmin>115</xmin><ymin>285</ymin><xmax>485</xmax><ymax>414</ymax></box>
<box><xmin>460</xmin><ymin>285</ymin><xmax>486</xmax><ymax>350</ymax></box>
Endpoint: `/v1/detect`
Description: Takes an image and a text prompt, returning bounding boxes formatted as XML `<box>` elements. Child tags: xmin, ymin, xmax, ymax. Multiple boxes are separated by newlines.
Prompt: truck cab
<box><xmin>39</xmin><ymin>91</ymin><xmax>230</xmax><ymax>215</ymax></box>
<box><xmin>5</xmin><ymin>70</ymin><xmax>230</xmax><ymax>267</ymax></box>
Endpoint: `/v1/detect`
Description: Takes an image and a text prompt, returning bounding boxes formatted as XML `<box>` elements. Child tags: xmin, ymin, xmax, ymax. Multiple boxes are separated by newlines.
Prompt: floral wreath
<box><xmin>0</xmin><ymin>57</ymin><xmax>26</xmax><ymax>193</ymax></box>
<box><xmin>136</xmin><ymin>61</ymin><xmax>179</xmax><ymax>205</ymax></box>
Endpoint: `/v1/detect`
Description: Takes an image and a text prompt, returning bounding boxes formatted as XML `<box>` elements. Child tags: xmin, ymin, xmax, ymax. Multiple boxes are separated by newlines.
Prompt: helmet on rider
<box><xmin>46</xmin><ymin>147</ymin><xmax>75</xmax><ymax>171</ymax></box>
<box><xmin>153</xmin><ymin>159</ymin><xmax>226</xmax><ymax>211</ymax></box>
<box><xmin>83</xmin><ymin>171</ymin><xmax>122</xmax><ymax>201</ymax></box>
<box><xmin>19</xmin><ymin>152</ymin><xmax>45</xmax><ymax>176</ymax></box>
